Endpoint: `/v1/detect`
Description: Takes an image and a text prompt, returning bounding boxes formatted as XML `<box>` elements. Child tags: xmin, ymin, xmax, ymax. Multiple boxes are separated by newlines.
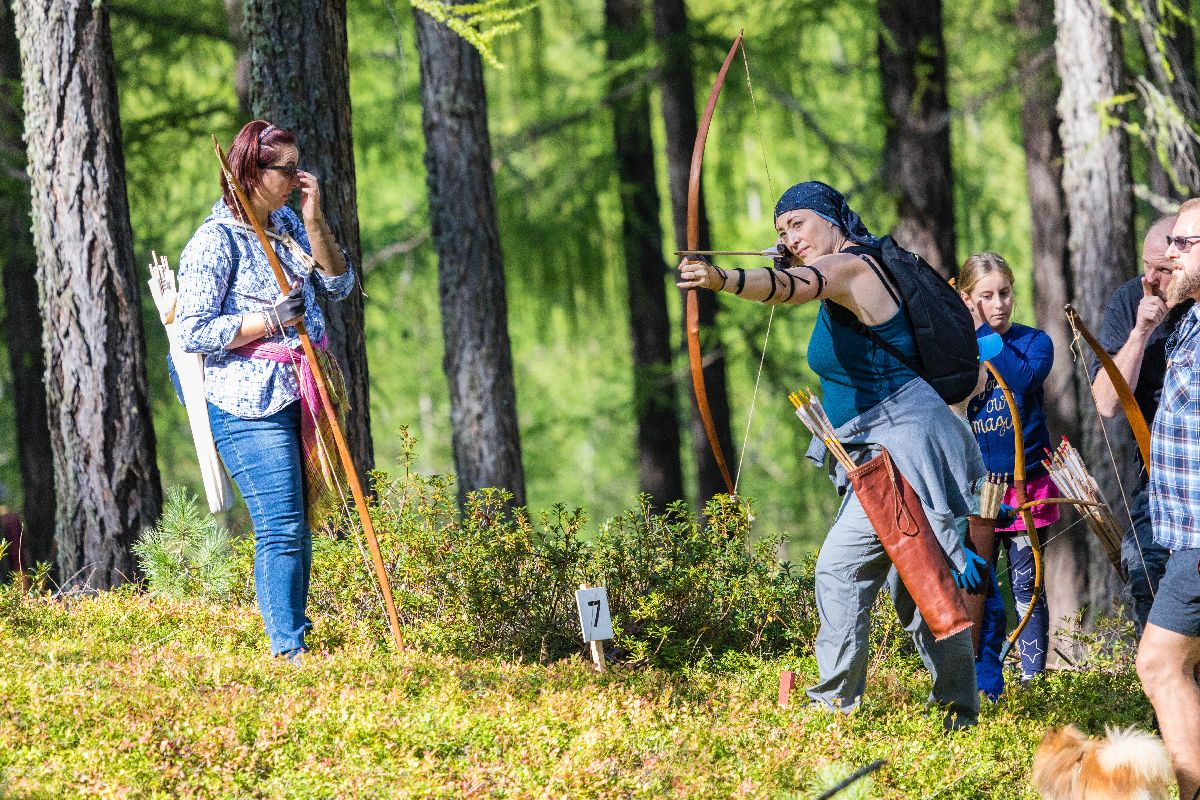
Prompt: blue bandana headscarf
<box><xmin>773</xmin><ymin>181</ymin><xmax>881</xmax><ymax>249</ymax></box>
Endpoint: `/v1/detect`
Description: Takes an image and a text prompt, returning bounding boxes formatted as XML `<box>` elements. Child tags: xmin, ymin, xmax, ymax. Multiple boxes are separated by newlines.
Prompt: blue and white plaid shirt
<box><xmin>176</xmin><ymin>199</ymin><xmax>356</xmax><ymax>419</ymax></box>
<box><xmin>1149</xmin><ymin>305</ymin><xmax>1200</xmax><ymax>549</ymax></box>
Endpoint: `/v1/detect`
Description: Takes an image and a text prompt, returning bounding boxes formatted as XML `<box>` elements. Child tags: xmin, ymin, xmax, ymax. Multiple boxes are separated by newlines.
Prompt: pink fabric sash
<box><xmin>233</xmin><ymin>335</ymin><xmax>328</xmax><ymax>428</ymax></box>
<box><xmin>232</xmin><ymin>335</ymin><xmax>346</xmax><ymax>528</ymax></box>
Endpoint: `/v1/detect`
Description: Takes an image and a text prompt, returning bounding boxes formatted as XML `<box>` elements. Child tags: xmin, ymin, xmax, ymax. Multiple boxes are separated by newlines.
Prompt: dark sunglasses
<box><xmin>1166</xmin><ymin>234</ymin><xmax>1200</xmax><ymax>252</ymax></box>
<box><xmin>260</xmin><ymin>164</ymin><xmax>300</xmax><ymax>179</ymax></box>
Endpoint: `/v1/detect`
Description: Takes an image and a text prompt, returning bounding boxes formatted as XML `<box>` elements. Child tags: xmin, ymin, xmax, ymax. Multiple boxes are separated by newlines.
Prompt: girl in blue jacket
<box><xmin>959</xmin><ymin>252</ymin><xmax>1059</xmax><ymax>688</ymax></box>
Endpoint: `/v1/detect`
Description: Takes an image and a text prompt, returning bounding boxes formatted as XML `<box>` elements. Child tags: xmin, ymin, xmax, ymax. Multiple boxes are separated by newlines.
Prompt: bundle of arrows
<box><xmin>1042</xmin><ymin>437</ymin><xmax>1126</xmax><ymax>579</ymax></box>
<box><xmin>788</xmin><ymin>389</ymin><xmax>855</xmax><ymax>471</ymax></box>
<box><xmin>979</xmin><ymin>472</ymin><xmax>1007</xmax><ymax>521</ymax></box>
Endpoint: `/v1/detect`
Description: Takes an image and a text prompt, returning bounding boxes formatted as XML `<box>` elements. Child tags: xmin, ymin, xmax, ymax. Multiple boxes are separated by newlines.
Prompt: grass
<box><xmin>0</xmin><ymin>585</ymin><xmax>1157</xmax><ymax>799</ymax></box>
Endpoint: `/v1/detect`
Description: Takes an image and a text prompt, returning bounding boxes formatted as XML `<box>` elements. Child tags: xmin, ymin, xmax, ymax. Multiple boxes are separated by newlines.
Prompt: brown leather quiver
<box><xmin>961</xmin><ymin>515</ymin><xmax>997</xmax><ymax>656</ymax></box>
<box><xmin>849</xmin><ymin>447</ymin><xmax>972</xmax><ymax>642</ymax></box>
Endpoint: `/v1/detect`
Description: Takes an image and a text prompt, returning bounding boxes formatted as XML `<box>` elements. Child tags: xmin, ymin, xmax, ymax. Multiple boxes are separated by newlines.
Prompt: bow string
<box><xmin>686</xmin><ymin>31</ymin><xmax>775</xmax><ymax>499</ymax></box>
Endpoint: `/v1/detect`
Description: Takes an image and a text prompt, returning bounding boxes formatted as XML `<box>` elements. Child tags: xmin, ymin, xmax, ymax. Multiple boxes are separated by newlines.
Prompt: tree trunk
<box><xmin>413</xmin><ymin>3</ymin><xmax>526</xmax><ymax>508</ymax></box>
<box><xmin>0</xmin><ymin>0</ymin><xmax>55</xmax><ymax>571</ymax></box>
<box><xmin>605</xmin><ymin>0</ymin><xmax>684</xmax><ymax>508</ymax></box>
<box><xmin>653</xmin><ymin>0</ymin><xmax>736</xmax><ymax>505</ymax></box>
<box><xmin>1134</xmin><ymin>0</ymin><xmax>1200</xmax><ymax>202</ymax></box>
<box><xmin>877</xmin><ymin>0</ymin><xmax>957</xmax><ymax>277</ymax></box>
<box><xmin>1018</xmin><ymin>0</ymin><xmax>1079</xmax><ymax>451</ymax></box>
<box><xmin>1052</xmin><ymin>0</ymin><xmax>1134</xmax><ymax>656</ymax></box>
<box><xmin>14</xmin><ymin>0</ymin><xmax>161</xmax><ymax>589</ymax></box>
<box><xmin>224</xmin><ymin>0</ymin><xmax>250</xmax><ymax>119</ymax></box>
<box><xmin>244</xmin><ymin>0</ymin><xmax>374</xmax><ymax>484</ymax></box>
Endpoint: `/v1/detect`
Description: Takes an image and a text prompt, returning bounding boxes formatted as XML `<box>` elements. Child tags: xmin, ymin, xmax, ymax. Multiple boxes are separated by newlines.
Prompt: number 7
<box><xmin>587</xmin><ymin>599</ymin><xmax>600</xmax><ymax>627</ymax></box>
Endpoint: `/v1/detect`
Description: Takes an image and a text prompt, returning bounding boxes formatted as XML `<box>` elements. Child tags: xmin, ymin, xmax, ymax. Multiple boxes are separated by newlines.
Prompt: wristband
<box><xmin>733</xmin><ymin>269</ymin><xmax>746</xmax><ymax>295</ymax></box>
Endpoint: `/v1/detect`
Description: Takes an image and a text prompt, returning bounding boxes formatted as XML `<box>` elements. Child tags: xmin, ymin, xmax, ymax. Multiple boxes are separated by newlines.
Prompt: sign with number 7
<box><xmin>574</xmin><ymin>586</ymin><xmax>614</xmax><ymax>643</ymax></box>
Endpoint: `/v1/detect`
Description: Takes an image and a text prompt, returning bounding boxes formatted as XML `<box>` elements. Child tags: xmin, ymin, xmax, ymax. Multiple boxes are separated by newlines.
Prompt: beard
<box><xmin>1168</xmin><ymin>266</ymin><xmax>1200</xmax><ymax>305</ymax></box>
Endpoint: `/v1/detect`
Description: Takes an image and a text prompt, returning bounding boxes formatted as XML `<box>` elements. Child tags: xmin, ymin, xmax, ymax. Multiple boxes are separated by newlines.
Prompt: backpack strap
<box><xmin>823</xmin><ymin>245</ymin><xmax>923</xmax><ymax>375</ymax></box>
<box><xmin>824</xmin><ymin>299</ymin><xmax>924</xmax><ymax>376</ymax></box>
<box><xmin>842</xmin><ymin>245</ymin><xmax>901</xmax><ymax>306</ymax></box>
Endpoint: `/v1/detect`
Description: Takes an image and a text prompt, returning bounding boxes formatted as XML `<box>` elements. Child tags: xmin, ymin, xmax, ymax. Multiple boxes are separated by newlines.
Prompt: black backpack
<box><xmin>824</xmin><ymin>236</ymin><xmax>980</xmax><ymax>405</ymax></box>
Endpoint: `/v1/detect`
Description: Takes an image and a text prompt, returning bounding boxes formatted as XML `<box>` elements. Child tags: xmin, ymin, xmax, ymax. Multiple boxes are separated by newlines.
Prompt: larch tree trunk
<box><xmin>605</xmin><ymin>0</ymin><xmax>684</xmax><ymax>508</ymax></box>
<box><xmin>225</xmin><ymin>0</ymin><xmax>251</xmax><ymax>119</ymax></box>
<box><xmin>877</xmin><ymin>0</ymin><xmax>957</xmax><ymax>277</ymax></box>
<box><xmin>1133</xmin><ymin>0</ymin><xmax>1200</xmax><ymax>202</ymax></box>
<box><xmin>1053</xmin><ymin>0</ymin><xmax>1134</xmax><ymax>655</ymax></box>
<box><xmin>14</xmin><ymin>0</ymin><xmax>161</xmax><ymax>589</ymax></box>
<box><xmin>245</xmin><ymin>0</ymin><xmax>374</xmax><ymax>484</ymax></box>
<box><xmin>413</xmin><ymin>3</ymin><xmax>526</xmax><ymax>509</ymax></box>
<box><xmin>1018</xmin><ymin>0</ymin><xmax>1079</xmax><ymax>451</ymax></box>
<box><xmin>652</xmin><ymin>0</ymin><xmax>736</xmax><ymax>505</ymax></box>
<box><xmin>0</xmin><ymin>0</ymin><xmax>55</xmax><ymax>571</ymax></box>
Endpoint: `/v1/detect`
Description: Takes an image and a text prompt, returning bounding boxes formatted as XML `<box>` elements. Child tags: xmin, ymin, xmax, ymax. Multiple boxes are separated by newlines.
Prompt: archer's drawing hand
<box><xmin>271</xmin><ymin>281</ymin><xmax>306</xmax><ymax>327</ymax></box>
<box><xmin>296</xmin><ymin>170</ymin><xmax>324</xmax><ymax>227</ymax></box>
<box><xmin>1134</xmin><ymin>277</ymin><xmax>1168</xmax><ymax>337</ymax></box>
<box><xmin>676</xmin><ymin>257</ymin><xmax>724</xmax><ymax>291</ymax></box>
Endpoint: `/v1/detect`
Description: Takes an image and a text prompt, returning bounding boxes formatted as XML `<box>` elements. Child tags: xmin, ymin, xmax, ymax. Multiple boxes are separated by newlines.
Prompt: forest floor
<box><xmin>0</xmin><ymin>587</ymin><xmax>1157</xmax><ymax>799</ymax></box>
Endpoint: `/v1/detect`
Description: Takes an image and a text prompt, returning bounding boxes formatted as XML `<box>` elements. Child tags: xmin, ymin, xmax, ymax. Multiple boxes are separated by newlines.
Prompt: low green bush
<box><xmin>133</xmin><ymin>486</ymin><xmax>236</xmax><ymax>601</ymax></box>
<box><xmin>218</xmin><ymin>431</ymin><xmax>815</xmax><ymax>665</ymax></box>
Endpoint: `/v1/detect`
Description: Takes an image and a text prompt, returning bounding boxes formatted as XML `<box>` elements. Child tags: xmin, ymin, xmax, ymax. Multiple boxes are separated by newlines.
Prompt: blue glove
<box><xmin>953</xmin><ymin>548</ymin><xmax>988</xmax><ymax>592</ymax></box>
<box><xmin>996</xmin><ymin>503</ymin><xmax>1017</xmax><ymax>527</ymax></box>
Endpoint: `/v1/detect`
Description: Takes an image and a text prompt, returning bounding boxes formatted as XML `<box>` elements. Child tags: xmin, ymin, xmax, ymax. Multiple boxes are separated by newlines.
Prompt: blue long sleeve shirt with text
<box><xmin>966</xmin><ymin>322</ymin><xmax>1054</xmax><ymax>477</ymax></box>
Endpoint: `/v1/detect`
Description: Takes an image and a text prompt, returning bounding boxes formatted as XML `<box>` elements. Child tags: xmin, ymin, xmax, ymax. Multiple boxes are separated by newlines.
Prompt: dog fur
<box><xmin>1031</xmin><ymin>724</ymin><xmax>1173</xmax><ymax>800</ymax></box>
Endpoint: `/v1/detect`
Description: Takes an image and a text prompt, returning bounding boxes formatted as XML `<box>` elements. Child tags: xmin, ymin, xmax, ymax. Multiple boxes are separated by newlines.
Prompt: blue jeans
<box><xmin>209</xmin><ymin>401</ymin><xmax>311</xmax><ymax>656</ymax></box>
<box><xmin>1122</xmin><ymin>482</ymin><xmax>1170</xmax><ymax>633</ymax></box>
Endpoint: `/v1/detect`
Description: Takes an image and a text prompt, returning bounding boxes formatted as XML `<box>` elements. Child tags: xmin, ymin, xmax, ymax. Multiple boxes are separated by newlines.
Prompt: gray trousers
<box><xmin>806</xmin><ymin>489</ymin><xmax>979</xmax><ymax>728</ymax></box>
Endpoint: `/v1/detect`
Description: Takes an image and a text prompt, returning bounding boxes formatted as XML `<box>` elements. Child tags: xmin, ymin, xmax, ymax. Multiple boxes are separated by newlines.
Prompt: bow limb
<box><xmin>1065</xmin><ymin>304</ymin><xmax>1152</xmax><ymax>466</ymax></box>
<box><xmin>984</xmin><ymin>361</ymin><xmax>1042</xmax><ymax>664</ymax></box>
<box><xmin>212</xmin><ymin>136</ymin><xmax>405</xmax><ymax>651</ymax></box>
<box><xmin>685</xmin><ymin>32</ymin><xmax>743</xmax><ymax>498</ymax></box>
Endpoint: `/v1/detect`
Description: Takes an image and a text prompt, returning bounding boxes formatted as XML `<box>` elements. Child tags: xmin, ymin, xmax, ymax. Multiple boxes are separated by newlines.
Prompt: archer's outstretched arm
<box><xmin>676</xmin><ymin>252</ymin><xmax>864</xmax><ymax>306</ymax></box>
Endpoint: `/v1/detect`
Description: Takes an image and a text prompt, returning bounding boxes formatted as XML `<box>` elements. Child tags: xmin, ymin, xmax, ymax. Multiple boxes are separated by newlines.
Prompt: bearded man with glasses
<box><xmin>1136</xmin><ymin>197</ymin><xmax>1200</xmax><ymax>800</ymax></box>
<box><xmin>1089</xmin><ymin>215</ymin><xmax>1191</xmax><ymax>633</ymax></box>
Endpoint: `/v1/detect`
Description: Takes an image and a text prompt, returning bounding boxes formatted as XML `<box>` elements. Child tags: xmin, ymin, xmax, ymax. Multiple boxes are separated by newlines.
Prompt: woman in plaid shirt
<box><xmin>176</xmin><ymin>120</ymin><xmax>356</xmax><ymax>661</ymax></box>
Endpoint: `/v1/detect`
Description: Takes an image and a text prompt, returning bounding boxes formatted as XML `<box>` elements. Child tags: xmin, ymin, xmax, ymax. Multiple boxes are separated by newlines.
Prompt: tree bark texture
<box><xmin>224</xmin><ymin>0</ymin><xmax>251</xmax><ymax>119</ymax></box>
<box><xmin>413</xmin><ymin>3</ymin><xmax>526</xmax><ymax>508</ymax></box>
<box><xmin>14</xmin><ymin>0</ymin><xmax>161</xmax><ymax>588</ymax></box>
<box><xmin>1052</xmin><ymin>0</ymin><xmax>1134</xmax><ymax>648</ymax></box>
<box><xmin>653</xmin><ymin>0</ymin><xmax>736</xmax><ymax>504</ymax></box>
<box><xmin>605</xmin><ymin>0</ymin><xmax>684</xmax><ymax>508</ymax></box>
<box><xmin>1133</xmin><ymin>0</ymin><xmax>1200</xmax><ymax>202</ymax></box>
<box><xmin>1018</xmin><ymin>0</ymin><xmax>1079</xmax><ymax>451</ymax></box>
<box><xmin>0</xmin><ymin>0</ymin><xmax>55</xmax><ymax>570</ymax></box>
<box><xmin>877</xmin><ymin>0</ymin><xmax>957</xmax><ymax>277</ymax></box>
<box><xmin>245</xmin><ymin>0</ymin><xmax>374</xmax><ymax>484</ymax></box>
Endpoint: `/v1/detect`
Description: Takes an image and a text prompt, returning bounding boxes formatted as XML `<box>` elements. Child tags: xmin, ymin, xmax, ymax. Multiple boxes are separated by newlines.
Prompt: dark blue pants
<box><xmin>975</xmin><ymin>566</ymin><xmax>1006</xmax><ymax>700</ymax></box>
<box><xmin>1122</xmin><ymin>482</ymin><xmax>1170</xmax><ymax>633</ymax></box>
<box><xmin>1007</xmin><ymin>534</ymin><xmax>1046</xmax><ymax>678</ymax></box>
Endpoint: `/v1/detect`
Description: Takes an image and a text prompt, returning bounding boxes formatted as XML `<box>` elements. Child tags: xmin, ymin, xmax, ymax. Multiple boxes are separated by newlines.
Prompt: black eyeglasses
<box><xmin>260</xmin><ymin>164</ymin><xmax>299</xmax><ymax>179</ymax></box>
<box><xmin>1166</xmin><ymin>234</ymin><xmax>1200</xmax><ymax>252</ymax></box>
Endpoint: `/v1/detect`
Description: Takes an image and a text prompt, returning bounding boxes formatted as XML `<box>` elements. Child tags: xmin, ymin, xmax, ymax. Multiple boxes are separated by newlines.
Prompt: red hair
<box><xmin>220</xmin><ymin>120</ymin><xmax>297</xmax><ymax>220</ymax></box>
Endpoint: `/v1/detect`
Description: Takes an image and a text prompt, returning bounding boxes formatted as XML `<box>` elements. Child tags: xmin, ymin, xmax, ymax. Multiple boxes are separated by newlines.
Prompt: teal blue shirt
<box><xmin>808</xmin><ymin>301</ymin><xmax>920</xmax><ymax>427</ymax></box>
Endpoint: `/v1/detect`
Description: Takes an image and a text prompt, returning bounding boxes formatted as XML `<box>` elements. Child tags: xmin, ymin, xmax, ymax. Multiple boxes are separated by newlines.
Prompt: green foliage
<box><xmin>134</xmin><ymin>486</ymin><xmax>237</xmax><ymax>601</ymax></box>
<box><xmin>409</xmin><ymin>0</ymin><xmax>539</xmax><ymax>68</ymax></box>
<box><xmin>0</xmin><ymin>582</ymin><xmax>1156</xmax><ymax>798</ymax></box>
<box><xmin>288</xmin><ymin>433</ymin><xmax>811</xmax><ymax>666</ymax></box>
<box><xmin>802</xmin><ymin>761</ymin><xmax>876</xmax><ymax>800</ymax></box>
<box><xmin>587</xmin><ymin>496</ymin><xmax>817</xmax><ymax>665</ymax></box>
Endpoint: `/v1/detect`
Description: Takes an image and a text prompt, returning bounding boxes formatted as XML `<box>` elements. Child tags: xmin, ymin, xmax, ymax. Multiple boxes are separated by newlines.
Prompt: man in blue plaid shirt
<box><xmin>1140</xmin><ymin>198</ymin><xmax>1200</xmax><ymax>800</ymax></box>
